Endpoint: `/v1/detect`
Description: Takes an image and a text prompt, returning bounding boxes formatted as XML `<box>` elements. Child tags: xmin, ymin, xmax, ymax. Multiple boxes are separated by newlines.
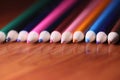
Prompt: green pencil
<box><xmin>0</xmin><ymin>0</ymin><xmax>51</xmax><ymax>43</ymax></box>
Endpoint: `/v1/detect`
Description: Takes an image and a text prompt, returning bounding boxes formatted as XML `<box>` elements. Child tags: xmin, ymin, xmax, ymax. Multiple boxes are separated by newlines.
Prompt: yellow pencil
<box><xmin>73</xmin><ymin>0</ymin><xmax>111</xmax><ymax>42</ymax></box>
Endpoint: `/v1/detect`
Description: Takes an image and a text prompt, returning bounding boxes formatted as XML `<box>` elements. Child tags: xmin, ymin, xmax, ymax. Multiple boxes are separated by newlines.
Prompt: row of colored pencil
<box><xmin>0</xmin><ymin>0</ymin><xmax>120</xmax><ymax>44</ymax></box>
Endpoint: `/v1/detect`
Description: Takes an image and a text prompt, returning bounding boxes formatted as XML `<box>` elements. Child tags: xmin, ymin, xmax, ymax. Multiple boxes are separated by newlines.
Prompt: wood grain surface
<box><xmin>0</xmin><ymin>0</ymin><xmax>120</xmax><ymax>80</ymax></box>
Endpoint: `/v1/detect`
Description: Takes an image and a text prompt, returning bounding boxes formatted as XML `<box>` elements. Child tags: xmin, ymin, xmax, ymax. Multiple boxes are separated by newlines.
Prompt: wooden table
<box><xmin>0</xmin><ymin>0</ymin><xmax>120</xmax><ymax>80</ymax></box>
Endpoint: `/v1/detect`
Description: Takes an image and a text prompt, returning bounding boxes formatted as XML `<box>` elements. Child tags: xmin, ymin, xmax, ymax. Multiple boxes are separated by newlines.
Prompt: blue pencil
<box><xmin>17</xmin><ymin>0</ymin><xmax>62</xmax><ymax>42</ymax></box>
<box><xmin>85</xmin><ymin>0</ymin><xmax>120</xmax><ymax>43</ymax></box>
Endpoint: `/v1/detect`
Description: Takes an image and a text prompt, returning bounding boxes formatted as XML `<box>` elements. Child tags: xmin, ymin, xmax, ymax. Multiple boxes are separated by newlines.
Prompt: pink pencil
<box><xmin>61</xmin><ymin>0</ymin><xmax>101</xmax><ymax>43</ymax></box>
<box><xmin>27</xmin><ymin>0</ymin><xmax>78</xmax><ymax>43</ymax></box>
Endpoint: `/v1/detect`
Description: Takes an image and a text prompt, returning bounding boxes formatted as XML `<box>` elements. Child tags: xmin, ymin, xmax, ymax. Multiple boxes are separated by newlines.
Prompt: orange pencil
<box><xmin>73</xmin><ymin>0</ymin><xmax>111</xmax><ymax>43</ymax></box>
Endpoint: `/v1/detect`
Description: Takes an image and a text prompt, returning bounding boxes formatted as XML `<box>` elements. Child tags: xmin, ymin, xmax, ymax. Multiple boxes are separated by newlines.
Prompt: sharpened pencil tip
<box><xmin>0</xmin><ymin>31</ymin><xmax>6</xmax><ymax>43</ymax></box>
<box><xmin>85</xmin><ymin>38</ymin><xmax>90</xmax><ymax>43</ymax></box>
<box><xmin>38</xmin><ymin>39</ymin><xmax>43</xmax><ymax>42</ymax></box>
<box><xmin>108</xmin><ymin>40</ymin><xmax>111</xmax><ymax>44</ymax></box>
<box><xmin>61</xmin><ymin>40</ymin><xmax>64</xmax><ymax>44</ymax></box>
<box><xmin>61</xmin><ymin>40</ymin><xmax>66</xmax><ymax>44</ymax></box>
<box><xmin>96</xmin><ymin>41</ymin><xmax>100</xmax><ymax>44</ymax></box>
<box><xmin>17</xmin><ymin>39</ymin><xmax>21</xmax><ymax>42</ymax></box>
<box><xmin>27</xmin><ymin>40</ymin><xmax>30</xmax><ymax>44</ymax></box>
<box><xmin>50</xmin><ymin>40</ymin><xmax>53</xmax><ymax>43</ymax></box>
<box><xmin>6</xmin><ymin>37</ymin><xmax>11</xmax><ymax>42</ymax></box>
<box><xmin>73</xmin><ymin>39</ymin><xmax>77</xmax><ymax>43</ymax></box>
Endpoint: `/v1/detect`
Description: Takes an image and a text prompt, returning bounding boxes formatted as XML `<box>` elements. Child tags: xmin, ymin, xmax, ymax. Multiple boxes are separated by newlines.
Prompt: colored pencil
<box><xmin>0</xmin><ymin>0</ymin><xmax>51</xmax><ymax>43</ymax></box>
<box><xmin>73</xmin><ymin>0</ymin><xmax>110</xmax><ymax>43</ymax></box>
<box><xmin>61</xmin><ymin>0</ymin><xmax>101</xmax><ymax>43</ymax></box>
<box><xmin>38</xmin><ymin>4</ymin><xmax>75</xmax><ymax>43</ymax></box>
<box><xmin>17</xmin><ymin>0</ymin><xmax>61</xmax><ymax>42</ymax></box>
<box><xmin>27</xmin><ymin>0</ymin><xmax>78</xmax><ymax>43</ymax></box>
<box><xmin>96</xmin><ymin>12</ymin><xmax>120</xmax><ymax>44</ymax></box>
<box><xmin>108</xmin><ymin>18</ymin><xmax>120</xmax><ymax>44</ymax></box>
<box><xmin>85</xmin><ymin>0</ymin><xmax>120</xmax><ymax>43</ymax></box>
<box><xmin>50</xmin><ymin>0</ymin><xmax>90</xmax><ymax>43</ymax></box>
